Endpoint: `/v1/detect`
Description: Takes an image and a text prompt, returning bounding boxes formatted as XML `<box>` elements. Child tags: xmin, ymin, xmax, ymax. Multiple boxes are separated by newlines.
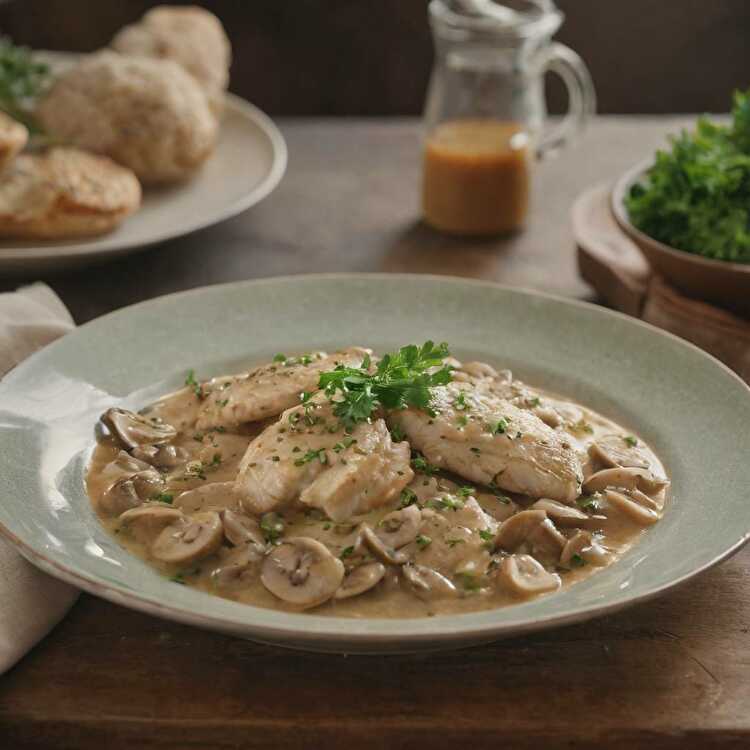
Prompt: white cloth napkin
<box><xmin>0</xmin><ymin>283</ymin><xmax>79</xmax><ymax>674</ymax></box>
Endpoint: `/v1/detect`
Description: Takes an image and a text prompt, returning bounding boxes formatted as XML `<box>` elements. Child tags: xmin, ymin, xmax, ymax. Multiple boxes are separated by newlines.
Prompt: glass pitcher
<box><xmin>422</xmin><ymin>0</ymin><xmax>596</xmax><ymax>235</ymax></box>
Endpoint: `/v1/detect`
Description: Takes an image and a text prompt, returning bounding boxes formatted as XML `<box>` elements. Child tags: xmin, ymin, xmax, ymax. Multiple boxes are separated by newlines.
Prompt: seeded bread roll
<box><xmin>37</xmin><ymin>51</ymin><xmax>218</xmax><ymax>184</ymax></box>
<box><xmin>0</xmin><ymin>112</ymin><xmax>28</xmax><ymax>172</ymax></box>
<box><xmin>111</xmin><ymin>5</ymin><xmax>231</xmax><ymax>114</ymax></box>
<box><xmin>0</xmin><ymin>147</ymin><xmax>141</xmax><ymax>239</ymax></box>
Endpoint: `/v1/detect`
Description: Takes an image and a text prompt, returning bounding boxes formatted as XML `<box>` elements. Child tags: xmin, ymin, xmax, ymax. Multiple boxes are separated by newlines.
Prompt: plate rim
<box><xmin>0</xmin><ymin>92</ymin><xmax>288</xmax><ymax>264</ymax></box>
<box><xmin>1</xmin><ymin>272</ymin><xmax>749</xmax><ymax>648</ymax></box>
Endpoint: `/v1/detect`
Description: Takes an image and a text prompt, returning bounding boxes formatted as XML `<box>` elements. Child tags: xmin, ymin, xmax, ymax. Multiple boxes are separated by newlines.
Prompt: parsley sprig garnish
<box><xmin>0</xmin><ymin>37</ymin><xmax>50</xmax><ymax>132</ymax></box>
<box><xmin>318</xmin><ymin>342</ymin><xmax>452</xmax><ymax>428</ymax></box>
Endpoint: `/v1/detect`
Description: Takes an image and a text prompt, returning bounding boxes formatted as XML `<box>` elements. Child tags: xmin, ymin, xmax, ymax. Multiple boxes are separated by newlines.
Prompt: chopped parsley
<box><xmin>260</xmin><ymin>512</ymin><xmax>285</xmax><ymax>542</ymax></box>
<box><xmin>457</xmin><ymin>486</ymin><xmax>475</xmax><ymax>497</ymax></box>
<box><xmin>453</xmin><ymin>391</ymin><xmax>469</xmax><ymax>410</ymax></box>
<box><xmin>184</xmin><ymin>369</ymin><xmax>204</xmax><ymax>399</ymax></box>
<box><xmin>478</xmin><ymin>529</ymin><xmax>494</xmax><ymax>543</ymax></box>
<box><xmin>577</xmin><ymin>494</ymin><xmax>602</xmax><ymax>513</ymax></box>
<box><xmin>294</xmin><ymin>448</ymin><xmax>327</xmax><ymax>466</ymax></box>
<box><xmin>492</xmin><ymin>418</ymin><xmax>508</xmax><ymax>435</ymax></box>
<box><xmin>416</xmin><ymin>534</ymin><xmax>432</xmax><ymax>549</ymax></box>
<box><xmin>411</xmin><ymin>452</ymin><xmax>440</xmax><ymax>476</ymax></box>
<box><xmin>318</xmin><ymin>341</ymin><xmax>452</xmax><ymax>429</ymax></box>
<box><xmin>340</xmin><ymin>545</ymin><xmax>355</xmax><ymax>559</ymax></box>
<box><xmin>570</xmin><ymin>554</ymin><xmax>586</xmax><ymax>568</ymax></box>
<box><xmin>170</xmin><ymin>573</ymin><xmax>186</xmax><ymax>585</ymax></box>
<box><xmin>333</xmin><ymin>437</ymin><xmax>356</xmax><ymax>453</ymax></box>
<box><xmin>150</xmin><ymin>492</ymin><xmax>174</xmax><ymax>505</ymax></box>
<box><xmin>623</xmin><ymin>435</ymin><xmax>638</xmax><ymax>448</ymax></box>
<box><xmin>389</xmin><ymin>424</ymin><xmax>405</xmax><ymax>442</ymax></box>
<box><xmin>398</xmin><ymin>487</ymin><xmax>419</xmax><ymax>508</ymax></box>
<box><xmin>428</xmin><ymin>495</ymin><xmax>465</xmax><ymax>512</ymax></box>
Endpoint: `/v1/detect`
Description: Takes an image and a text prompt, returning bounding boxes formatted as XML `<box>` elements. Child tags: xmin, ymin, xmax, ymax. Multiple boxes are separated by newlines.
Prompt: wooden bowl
<box><xmin>611</xmin><ymin>161</ymin><xmax>750</xmax><ymax>316</ymax></box>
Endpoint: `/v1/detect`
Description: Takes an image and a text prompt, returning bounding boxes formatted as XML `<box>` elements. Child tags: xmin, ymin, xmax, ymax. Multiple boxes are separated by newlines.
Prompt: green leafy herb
<box><xmin>170</xmin><ymin>573</ymin><xmax>186</xmax><ymax>585</ymax></box>
<box><xmin>416</xmin><ymin>534</ymin><xmax>432</xmax><ymax>549</ymax></box>
<box><xmin>457</xmin><ymin>486</ymin><xmax>475</xmax><ymax>497</ymax></box>
<box><xmin>150</xmin><ymin>492</ymin><xmax>174</xmax><ymax>505</ymax></box>
<box><xmin>318</xmin><ymin>341</ymin><xmax>452</xmax><ymax>429</ymax></box>
<box><xmin>333</xmin><ymin>437</ymin><xmax>356</xmax><ymax>453</ymax></box>
<box><xmin>0</xmin><ymin>37</ymin><xmax>50</xmax><ymax>132</ymax></box>
<box><xmin>623</xmin><ymin>435</ymin><xmax>638</xmax><ymax>448</ymax></box>
<box><xmin>294</xmin><ymin>448</ymin><xmax>327</xmax><ymax>466</ymax></box>
<box><xmin>478</xmin><ymin>529</ymin><xmax>494</xmax><ymax>543</ymax></box>
<box><xmin>428</xmin><ymin>495</ymin><xmax>465</xmax><ymax>512</ymax></box>
<box><xmin>389</xmin><ymin>424</ymin><xmax>405</xmax><ymax>442</ymax></box>
<box><xmin>411</xmin><ymin>452</ymin><xmax>440</xmax><ymax>476</ymax></box>
<box><xmin>398</xmin><ymin>487</ymin><xmax>419</xmax><ymax>508</ymax></box>
<box><xmin>625</xmin><ymin>89</ymin><xmax>750</xmax><ymax>264</ymax></box>
<box><xmin>184</xmin><ymin>369</ymin><xmax>204</xmax><ymax>399</ymax></box>
<box><xmin>570</xmin><ymin>554</ymin><xmax>586</xmax><ymax>568</ymax></box>
<box><xmin>492</xmin><ymin>418</ymin><xmax>508</xmax><ymax>435</ymax></box>
<box><xmin>453</xmin><ymin>391</ymin><xmax>468</xmax><ymax>410</ymax></box>
<box><xmin>273</xmin><ymin>353</ymin><xmax>286</xmax><ymax>362</ymax></box>
<box><xmin>260</xmin><ymin>512</ymin><xmax>285</xmax><ymax>542</ymax></box>
<box><xmin>340</xmin><ymin>545</ymin><xmax>355</xmax><ymax>559</ymax></box>
<box><xmin>577</xmin><ymin>494</ymin><xmax>602</xmax><ymax>513</ymax></box>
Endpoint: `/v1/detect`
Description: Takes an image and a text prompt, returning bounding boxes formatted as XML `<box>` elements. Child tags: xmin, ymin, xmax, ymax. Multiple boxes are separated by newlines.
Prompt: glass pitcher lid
<box><xmin>430</xmin><ymin>0</ymin><xmax>562</xmax><ymax>39</ymax></box>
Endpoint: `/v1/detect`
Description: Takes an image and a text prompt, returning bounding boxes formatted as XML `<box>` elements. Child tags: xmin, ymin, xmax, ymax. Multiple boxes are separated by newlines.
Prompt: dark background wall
<box><xmin>2</xmin><ymin>0</ymin><xmax>748</xmax><ymax>116</ymax></box>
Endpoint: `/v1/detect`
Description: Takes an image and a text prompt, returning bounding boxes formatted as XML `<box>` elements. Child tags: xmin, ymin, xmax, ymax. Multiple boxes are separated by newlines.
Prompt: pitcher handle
<box><xmin>537</xmin><ymin>42</ymin><xmax>596</xmax><ymax>159</ymax></box>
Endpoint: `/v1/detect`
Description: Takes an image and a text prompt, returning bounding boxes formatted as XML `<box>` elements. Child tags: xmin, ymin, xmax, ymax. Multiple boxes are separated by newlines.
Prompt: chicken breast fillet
<box><xmin>389</xmin><ymin>382</ymin><xmax>583</xmax><ymax>503</ymax></box>
<box><xmin>195</xmin><ymin>348</ymin><xmax>369</xmax><ymax>430</ymax></box>
<box><xmin>235</xmin><ymin>398</ymin><xmax>413</xmax><ymax>522</ymax></box>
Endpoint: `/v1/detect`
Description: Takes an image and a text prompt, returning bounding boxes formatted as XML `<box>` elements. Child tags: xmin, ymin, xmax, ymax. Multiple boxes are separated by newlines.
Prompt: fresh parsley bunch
<box><xmin>319</xmin><ymin>341</ymin><xmax>452</xmax><ymax>428</ymax></box>
<box><xmin>625</xmin><ymin>89</ymin><xmax>750</xmax><ymax>263</ymax></box>
<box><xmin>0</xmin><ymin>37</ymin><xmax>50</xmax><ymax>132</ymax></box>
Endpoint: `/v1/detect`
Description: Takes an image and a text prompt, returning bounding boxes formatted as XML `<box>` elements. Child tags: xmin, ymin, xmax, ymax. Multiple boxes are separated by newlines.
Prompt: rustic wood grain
<box><xmin>1</xmin><ymin>117</ymin><xmax>748</xmax><ymax>749</ymax></box>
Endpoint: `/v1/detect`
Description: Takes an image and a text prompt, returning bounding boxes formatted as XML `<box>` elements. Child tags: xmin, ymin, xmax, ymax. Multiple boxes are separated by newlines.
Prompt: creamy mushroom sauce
<box><xmin>86</xmin><ymin>350</ymin><xmax>669</xmax><ymax>618</ymax></box>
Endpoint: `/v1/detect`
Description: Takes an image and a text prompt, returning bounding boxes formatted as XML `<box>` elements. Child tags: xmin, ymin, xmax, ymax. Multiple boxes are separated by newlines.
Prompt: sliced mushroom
<box><xmin>376</xmin><ymin>504</ymin><xmax>421</xmax><ymax>549</ymax></box>
<box><xmin>118</xmin><ymin>504</ymin><xmax>185</xmax><ymax>543</ymax></box>
<box><xmin>261</xmin><ymin>537</ymin><xmax>345</xmax><ymax>609</ymax></box>
<box><xmin>401</xmin><ymin>563</ymin><xmax>457</xmax><ymax>600</ymax></box>
<box><xmin>100</xmin><ymin>469</ymin><xmax>164</xmax><ymax>516</ymax></box>
<box><xmin>222</xmin><ymin>509</ymin><xmax>265</xmax><ymax>548</ymax></box>
<box><xmin>604</xmin><ymin>489</ymin><xmax>660</xmax><ymax>526</ymax></box>
<box><xmin>100</xmin><ymin>407</ymin><xmax>177</xmax><ymax>450</ymax></box>
<box><xmin>531</xmin><ymin>498</ymin><xmax>590</xmax><ymax>526</ymax></box>
<box><xmin>107</xmin><ymin>450</ymin><xmax>153</xmax><ymax>475</ymax></box>
<box><xmin>498</xmin><ymin>554</ymin><xmax>561</xmax><ymax>596</ymax></box>
<box><xmin>131</xmin><ymin>443</ymin><xmax>186</xmax><ymax>468</ymax></box>
<box><xmin>151</xmin><ymin>511</ymin><xmax>224</xmax><ymax>565</ymax></box>
<box><xmin>211</xmin><ymin>543</ymin><xmax>265</xmax><ymax>587</ymax></box>
<box><xmin>175</xmin><ymin>482</ymin><xmax>239</xmax><ymax>513</ymax></box>
<box><xmin>583</xmin><ymin>466</ymin><xmax>668</xmax><ymax>495</ymax></box>
<box><xmin>334</xmin><ymin>562</ymin><xmax>386</xmax><ymax>600</ymax></box>
<box><xmin>476</xmin><ymin>492</ymin><xmax>518</xmax><ymax>522</ymax></box>
<box><xmin>525</xmin><ymin>518</ymin><xmax>566</xmax><ymax>567</ymax></box>
<box><xmin>560</xmin><ymin>530</ymin><xmax>612</xmax><ymax>568</ymax></box>
<box><xmin>589</xmin><ymin>434</ymin><xmax>651</xmax><ymax>470</ymax></box>
<box><xmin>493</xmin><ymin>509</ymin><xmax>547</xmax><ymax>552</ymax></box>
<box><xmin>357</xmin><ymin>523</ymin><xmax>408</xmax><ymax>565</ymax></box>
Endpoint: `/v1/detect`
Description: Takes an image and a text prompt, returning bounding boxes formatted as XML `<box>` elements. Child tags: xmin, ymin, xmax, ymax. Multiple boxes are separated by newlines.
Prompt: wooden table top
<box><xmin>2</xmin><ymin>116</ymin><xmax>749</xmax><ymax>750</ymax></box>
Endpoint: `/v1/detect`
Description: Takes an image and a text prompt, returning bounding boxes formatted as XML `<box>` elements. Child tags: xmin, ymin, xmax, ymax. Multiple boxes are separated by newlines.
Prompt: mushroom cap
<box><xmin>531</xmin><ymin>498</ymin><xmax>590</xmax><ymax>526</ymax></box>
<box><xmin>493</xmin><ymin>509</ymin><xmax>547</xmax><ymax>552</ymax></box>
<box><xmin>589</xmin><ymin>434</ymin><xmax>651</xmax><ymax>470</ymax></box>
<box><xmin>100</xmin><ymin>469</ymin><xmax>163</xmax><ymax>516</ymax></box>
<box><xmin>334</xmin><ymin>562</ymin><xmax>386</xmax><ymax>600</ymax></box>
<box><xmin>358</xmin><ymin>523</ymin><xmax>408</xmax><ymax>565</ymax></box>
<box><xmin>499</xmin><ymin>554</ymin><xmax>561</xmax><ymax>596</ymax></box>
<box><xmin>583</xmin><ymin>466</ymin><xmax>668</xmax><ymax>495</ymax></box>
<box><xmin>525</xmin><ymin>518</ymin><xmax>566</xmax><ymax>567</ymax></box>
<box><xmin>376</xmin><ymin>504</ymin><xmax>421</xmax><ymax>549</ymax></box>
<box><xmin>131</xmin><ymin>443</ymin><xmax>186</xmax><ymax>468</ymax></box>
<box><xmin>604</xmin><ymin>489</ymin><xmax>660</xmax><ymax>526</ymax></box>
<box><xmin>101</xmin><ymin>407</ymin><xmax>177</xmax><ymax>450</ymax></box>
<box><xmin>151</xmin><ymin>511</ymin><xmax>224</xmax><ymax>565</ymax></box>
<box><xmin>261</xmin><ymin>537</ymin><xmax>344</xmax><ymax>609</ymax></box>
<box><xmin>560</xmin><ymin>530</ymin><xmax>612</xmax><ymax>568</ymax></box>
<box><xmin>119</xmin><ymin>504</ymin><xmax>185</xmax><ymax>542</ymax></box>
<box><xmin>401</xmin><ymin>563</ymin><xmax>457</xmax><ymax>600</ymax></box>
<box><xmin>211</xmin><ymin>543</ymin><xmax>264</xmax><ymax>587</ymax></box>
<box><xmin>222</xmin><ymin>509</ymin><xmax>265</xmax><ymax>547</ymax></box>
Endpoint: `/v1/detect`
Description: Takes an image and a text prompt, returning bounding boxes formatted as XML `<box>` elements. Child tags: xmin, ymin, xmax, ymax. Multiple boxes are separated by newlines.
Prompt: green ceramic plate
<box><xmin>0</xmin><ymin>274</ymin><xmax>748</xmax><ymax>653</ymax></box>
